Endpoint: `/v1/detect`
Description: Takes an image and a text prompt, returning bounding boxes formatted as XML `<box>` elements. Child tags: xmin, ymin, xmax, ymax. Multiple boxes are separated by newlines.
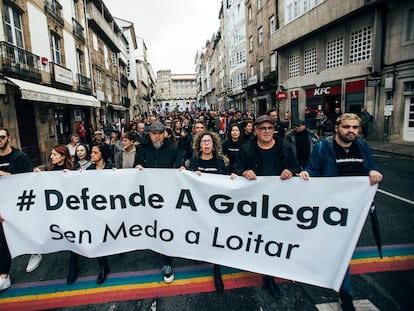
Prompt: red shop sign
<box><xmin>276</xmin><ymin>91</ymin><xmax>288</xmax><ymax>100</ymax></box>
<box><xmin>306</xmin><ymin>84</ymin><xmax>341</xmax><ymax>98</ymax></box>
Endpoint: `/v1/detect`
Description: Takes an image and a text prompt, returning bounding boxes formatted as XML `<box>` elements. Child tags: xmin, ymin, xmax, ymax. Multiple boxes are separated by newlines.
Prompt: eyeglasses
<box><xmin>341</xmin><ymin>125</ymin><xmax>360</xmax><ymax>129</ymax></box>
<box><xmin>201</xmin><ymin>139</ymin><xmax>213</xmax><ymax>144</ymax></box>
<box><xmin>256</xmin><ymin>126</ymin><xmax>274</xmax><ymax>132</ymax></box>
<box><xmin>0</xmin><ymin>135</ymin><xmax>7</xmax><ymax>140</ymax></box>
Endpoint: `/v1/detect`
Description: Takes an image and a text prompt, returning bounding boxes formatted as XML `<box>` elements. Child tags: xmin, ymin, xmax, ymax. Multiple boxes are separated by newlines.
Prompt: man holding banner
<box><xmin>299</xmin><ymin>113</ymin><xmax>383</xmax><ymax>311</ymax></box>
<box><xmin>232</xmin><ymin>114</ymin><xmax>299</xmax><ymax>299</ymax></box>
<box><xmin>136</xmin><ymin>121</ymin><xmax>182</xmax><ymax>284</ymax></box>
<box><xmin>0</xmin><ymin>128</ymin><xmax>34</xmax><ymax>291</ymax></box>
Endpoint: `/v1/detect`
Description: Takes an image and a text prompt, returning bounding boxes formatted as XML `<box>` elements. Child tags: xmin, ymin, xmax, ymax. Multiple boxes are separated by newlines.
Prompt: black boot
<box><xmin>339</xmin><ymin>290</ymin><xmax>356</xmax><ymax>311</ymax></box>
<box><xmin>66</xmin><ymin>252</ymin><xmax>78</xmax><ymax>285</ymax></box>
<box><xmin>213</xmin><ymin>265</ymin><xmax>224</xmax><ymax>292</ymax></box>
<box><xmin>97</xmin><ymin>258</ymin><xmax>110</xmax><ymax>285</ymax></box>
<box><xmin>263</xmin><ymin>275</ymin><xmax>281</xmax><ymax>300</ymax></box>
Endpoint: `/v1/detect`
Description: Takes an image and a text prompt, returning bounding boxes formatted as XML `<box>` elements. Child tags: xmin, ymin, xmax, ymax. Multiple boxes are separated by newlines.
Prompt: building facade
<box><xmin>0</xmin><ymin>0</ymin><xmax>146</xmax><ymax>166</ymax></box>
<box><xmin>271</xmin><ymin>0</ymin><xmax>414</xmax><ymax>141</ymax></box>
<box><xmin>155</xmin><ymin>70</ymin><xmax>197</xmax><ymax>113</ymax></box>
<box><xmin>0</xmin><ymin>0</ymin><xmax>99</xmax><ymax>165</ymax></box>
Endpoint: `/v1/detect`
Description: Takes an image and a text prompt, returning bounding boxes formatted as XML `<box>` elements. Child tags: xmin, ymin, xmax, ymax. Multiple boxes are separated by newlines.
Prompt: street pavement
<box><xmin>0</xmin><ymin>137</ymin><xmax>413</xmax><ymax>311</ymax></box>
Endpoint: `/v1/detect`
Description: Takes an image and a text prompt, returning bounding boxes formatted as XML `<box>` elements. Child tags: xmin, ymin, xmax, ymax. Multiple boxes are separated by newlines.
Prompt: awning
<box><xmin>108</xmin><ymin>104</ymin><xmax>127</xmax><ymax>111</ymax></box>
<box><xmin>6</xmin><ymin>77</ymin><xmax>101</xmax><ymax>108</ymax></box>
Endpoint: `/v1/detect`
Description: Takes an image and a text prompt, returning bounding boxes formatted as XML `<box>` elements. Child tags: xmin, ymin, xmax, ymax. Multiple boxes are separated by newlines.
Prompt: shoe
<box><xmin>162</xmin><ymin>265</ymin><xmax>174</xmax><ymax>283</ymax></box>
<box><xmin>213</xmin><ymin>266</ymin><xmax>224</xmax><ymax>292</ymax></box>
<box><xmin>97</xmin><ymin>265</ymin><xmax>110</xmax><ymax>285</ymax></box>
<box><xmin>0</xmin><ymin>276</ymin><xmax>11</xmax><ymax>291</ymax></box>
<box><xmin>339</xmin><ymin>291</ymin><xmax>356</xmax><ymax>311</ymax></box>
<box><xmin>26</xmin><ymin>254</ymin><xmax>42</xmax><ymax>272</ymax></box>
<box><xmin>263</xmin><ymin>275</ymin><xmax>281</xmax><ymax>300</ymax></box>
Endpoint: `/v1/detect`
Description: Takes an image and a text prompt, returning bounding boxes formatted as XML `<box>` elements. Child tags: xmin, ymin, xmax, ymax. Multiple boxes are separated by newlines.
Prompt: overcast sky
<box><xmin>104</xmin><ymin>0</ymin><xmax>222</xmax><ymax>74</ymax></box>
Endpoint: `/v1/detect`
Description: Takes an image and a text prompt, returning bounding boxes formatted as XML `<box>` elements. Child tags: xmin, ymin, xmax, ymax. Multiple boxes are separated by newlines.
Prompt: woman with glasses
<box><xmin>187</xmin><ymin>131</ymin><xmax>229</xmax><ymax>292</ymax></box>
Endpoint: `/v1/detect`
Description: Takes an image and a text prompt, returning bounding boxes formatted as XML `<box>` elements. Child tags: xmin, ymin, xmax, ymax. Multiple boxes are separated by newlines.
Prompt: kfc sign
<box><xmin>276</xmin><ymin>91</ymin><xmax>288</xmax><ymax>100</ymax></box>
<box><xmin>306</xmin><ymin>85</ymin><xmax>341</xmax><ymax>98</ymax></box>
<box><xmin>314</xmin><ymin>87</ymin><xmax>331</xmax><ymax>96</ymax></box>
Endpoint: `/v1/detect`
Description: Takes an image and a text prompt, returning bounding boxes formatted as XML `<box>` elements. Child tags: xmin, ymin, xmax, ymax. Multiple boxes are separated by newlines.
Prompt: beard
<box><xmin>0</xmin><ymin>140</ymin><xmax>9</xmax><ymax>151</ymax></box>
<box><xmin>337</xmin><ymin>131</ymin><xmax>355</xmax><ymax>144</ymax></box>
<box><xmin>153</xmin><ymin>141</ymin><xmax>162</xmax><ymax>149</ymax></box>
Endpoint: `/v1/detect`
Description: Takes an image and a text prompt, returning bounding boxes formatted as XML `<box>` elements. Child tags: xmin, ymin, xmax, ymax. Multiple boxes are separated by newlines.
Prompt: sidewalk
<box><xmin>368</xmin><ymin>139</ymin><xmax>414</xmax><ymax>158</ymax></box>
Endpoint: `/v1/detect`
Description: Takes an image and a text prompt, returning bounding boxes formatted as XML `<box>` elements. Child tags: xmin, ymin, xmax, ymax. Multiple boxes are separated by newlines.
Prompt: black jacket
<box><xmin>7</xmin><ymin>147</ymin><xmax>33</xmax><ymax>174</ymax></box>
<box><xmin>137</xmin><ymin>140</ymin><xmax>182</xmax><ymax>168</ymax></box>
<box><xmin>233</xmin><ymin>136</ymin><xmax>298</xmax><ymax>176</ymax></box>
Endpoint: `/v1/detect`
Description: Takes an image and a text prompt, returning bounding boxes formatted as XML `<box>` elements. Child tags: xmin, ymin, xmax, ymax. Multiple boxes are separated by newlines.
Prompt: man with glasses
<box><xmin>0</xmin><ymin>128</ymin><xmax>35</xmax><ymax>291</ymax></box>
<box><xmin>299</xmin><ymin>113</ymin><xmax>382</xmax><ymax>311</ymax></box>
<box><xmin>231</xmin><ymin>115</ymin><xmax>298</xmax><ymax>299</ymax></box>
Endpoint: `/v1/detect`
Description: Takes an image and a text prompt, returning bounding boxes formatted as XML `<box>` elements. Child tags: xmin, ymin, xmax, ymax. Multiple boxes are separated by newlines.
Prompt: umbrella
<box><xmin>369</xmin><ymin>202</ymin><xmax>383</xmax><ymax>259</ymax></box>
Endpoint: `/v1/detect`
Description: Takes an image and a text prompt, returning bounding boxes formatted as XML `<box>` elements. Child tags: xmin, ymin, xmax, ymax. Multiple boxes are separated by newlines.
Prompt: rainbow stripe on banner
<box><xmin>1</xmin><ymin>244</ymin><xmax>413</xmax><ymax>311</ymax></box>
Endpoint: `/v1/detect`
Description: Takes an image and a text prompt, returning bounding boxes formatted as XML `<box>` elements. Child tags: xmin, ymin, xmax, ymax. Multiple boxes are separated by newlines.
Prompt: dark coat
<box><xmin>137</xmin><ymin>140</ymin><xmax>182</xmax><ymax>168</ymax></box>
<box><xmin>233</xmin><ymin>135</ymin><xmax>298</xmax><ymax>176</ymax></box>
<box><xmin>7</xmin><ymin>147</ymin><xmax>33</xmax><ymax>174</ymax></box>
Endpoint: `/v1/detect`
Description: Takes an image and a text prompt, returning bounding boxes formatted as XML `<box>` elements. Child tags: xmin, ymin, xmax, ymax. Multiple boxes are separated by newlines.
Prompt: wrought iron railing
<box><xmin>0</xmin><ymin>41</ymin><xmax>41</xmax><ymax>81</ymax></box>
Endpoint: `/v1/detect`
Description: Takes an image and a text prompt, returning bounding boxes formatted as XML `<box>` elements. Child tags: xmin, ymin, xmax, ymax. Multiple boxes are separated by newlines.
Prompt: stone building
<box><xmin>155</xmin><ymin>70</ymin><xmax>197</xmax><ymax>114</ymax></box>
<box><xmin>0</xmin><ymin>0</ymin><xmax>99</xmax><ymax>165</ymax></box>
<box><xmin>0</xmin><ymin>0</ymin><xmax>145</xmax><ymax>166</ymax></box>
<box><xmin>271</xmin><ymin>0</ymin><xmax>414</xmax><ymax>141</ymax></box>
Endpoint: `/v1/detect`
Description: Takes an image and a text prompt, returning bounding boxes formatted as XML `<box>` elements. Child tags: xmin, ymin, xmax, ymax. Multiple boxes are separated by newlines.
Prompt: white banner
<box><xmin>0</xmin><ymin>169</ymin><xmax>377</xmax><ymax>291</ymax></box>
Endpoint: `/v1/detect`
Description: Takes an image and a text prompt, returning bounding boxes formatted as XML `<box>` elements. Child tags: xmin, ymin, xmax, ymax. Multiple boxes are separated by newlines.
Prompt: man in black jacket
<box><xmin>0</xmin><ymin>128</ymin><xmax>34</xmax><ymax>291</ymax></box>
<box><xmin>231</xmin><ymin>115</ymin><xmax>298</xmax><ymax>300</ymax></box>
<box><xmin>136</xmin><ymin>122</ymin><xmax>182</xmax><ymax>284</ymax></box>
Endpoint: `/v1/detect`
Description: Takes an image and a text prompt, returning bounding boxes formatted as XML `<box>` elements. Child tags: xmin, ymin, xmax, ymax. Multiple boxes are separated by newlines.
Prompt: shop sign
<box><xmin>276</xmin><ymin>91</ymin><xmax>288</xmax><ymax>100</ymax></box>
<box><xmin>52</xmin><ymin>63</ymin><xmax>74</xmax><ymax>86</ymax></box>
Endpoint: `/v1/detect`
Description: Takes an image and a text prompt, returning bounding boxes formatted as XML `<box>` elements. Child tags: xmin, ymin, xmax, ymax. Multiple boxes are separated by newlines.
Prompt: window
<box><xmin>258</xmin><ymin>0</ymin><xmax>262</xmax><ymax>11</ymax></box>
<box><xmin>93</xmin><ymin>33</ymin><xmax>99</xmax><ymax>51</ymax></box>
<box><xmin>259</xmin><ymin>60</ymin><xmax>264</xmax><ymax>82</ymax></box>
<box><xmin>96</xmin><ymin>69</ymin><xmax>102</xmax><ymax>89</ymax></box>
<box><xmin>4</xmin><ymin>4</ymin><xmax>24</xmax><ymax>48</ymax></box>
<box><xmin>350</xmin><ymin>25</ymin><xmax>372</xmax><ymax>63</ymax></box>
<box><xmin>269</xmin><ymin>15</ymin><xmax>276</xmax><ymax>35</ymax></box>
<box><xmin>72</xmin><ymin>0</ymin><xmax>78</xmax><ymax>20</ymax></box>
<box><xmin>248</xmin><ymin>6</ymin><xmax>252</xmax><ymax>21</ymax></box>
<box><xmin>258</xmin><ymin>27</ymin><xmax>263</xmax><ymax>45</ymax></box>
<box><xmin>304</xmin><ymin>47</ymin><xmax>317</xmax><ymax>74</ymax></box>
<box><xmin>112</xmin><ymin>52</ymin><xmax>117</xmax><ymax>66</ymax></box>
<box><xmin>249</xmin><ymin>36</ymin><xmax>253</xmax><ymax>51</ymax></box>
<box><xmin>289</xmin><ymin>54</ymin><xmax>300</xmax><ymax>78</ymax></box>
<box><xmin>76</xmin><ymin>49</ymin><xmax>84</xmax><ymax>75</ymax></box>
<box><xmin>104</xmin><ymin>46</ymin><xmax>109</xmax><ymax>70</ymax></box>
<box><xmin>250</xmin><ymin>65</ymin><xmax>254</xmax><ymax>77</ymax></box>
<box><xmin>51</xmin><ymin>33</ymin><xmax>62</xmax><ymax>65</ymax></box>
<box><xmin>326</xmin><ymin>36</ymin><xmax>344</xmax><ymax>68</ymax></box>
<box><xmin>270</xmin><ymin>53</ymin><xmax>276</xmax><ymax>72</ymax></box>
<box><xmin>106</xmin><ymin>76</ymin><xmax>112</xmax><ymax>95</ymax></box>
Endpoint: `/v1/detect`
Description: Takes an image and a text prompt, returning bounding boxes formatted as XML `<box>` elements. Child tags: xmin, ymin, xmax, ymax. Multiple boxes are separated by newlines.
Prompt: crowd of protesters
<box><xmin>0</xmin><ymin>105</ymin><xmax>381</xmax><ymax>311</ymax></box>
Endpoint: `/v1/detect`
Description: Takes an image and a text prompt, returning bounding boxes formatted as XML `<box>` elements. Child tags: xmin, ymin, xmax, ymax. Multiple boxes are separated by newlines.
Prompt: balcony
<box><xmin>86</xmin><ymin>2</ymin><xmax>121</xmax><ymax>52</ymax></box>
<box><xmin>0</xmin><ymin>42</ymin><xmax>41</xmax><ymax>82</ymax></box>
<box><xmin>72</xmin><ymin>18</ymin><xmax>85</xmax><ymax>43</ymax></box>
<box><xmin>45</xmin><ymin>0</ymin><xmax>64</xmax><ymax>26</ymax></box>
<box><xmin>77</xmin><ymin>73</ymin><xmax>92</xmax><ymax>95</ymax></box>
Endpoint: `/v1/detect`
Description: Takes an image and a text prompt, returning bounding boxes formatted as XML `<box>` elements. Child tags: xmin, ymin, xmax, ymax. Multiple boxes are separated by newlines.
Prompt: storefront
<box><xmin>305</xmin><ymin>84</ymin><xmax>341</xmax><ymax>130</ymax></box>
<box><xmin>4</xmin><ymin>77</ymin><xmax>100</xmax><ymax>165</ymax></box>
